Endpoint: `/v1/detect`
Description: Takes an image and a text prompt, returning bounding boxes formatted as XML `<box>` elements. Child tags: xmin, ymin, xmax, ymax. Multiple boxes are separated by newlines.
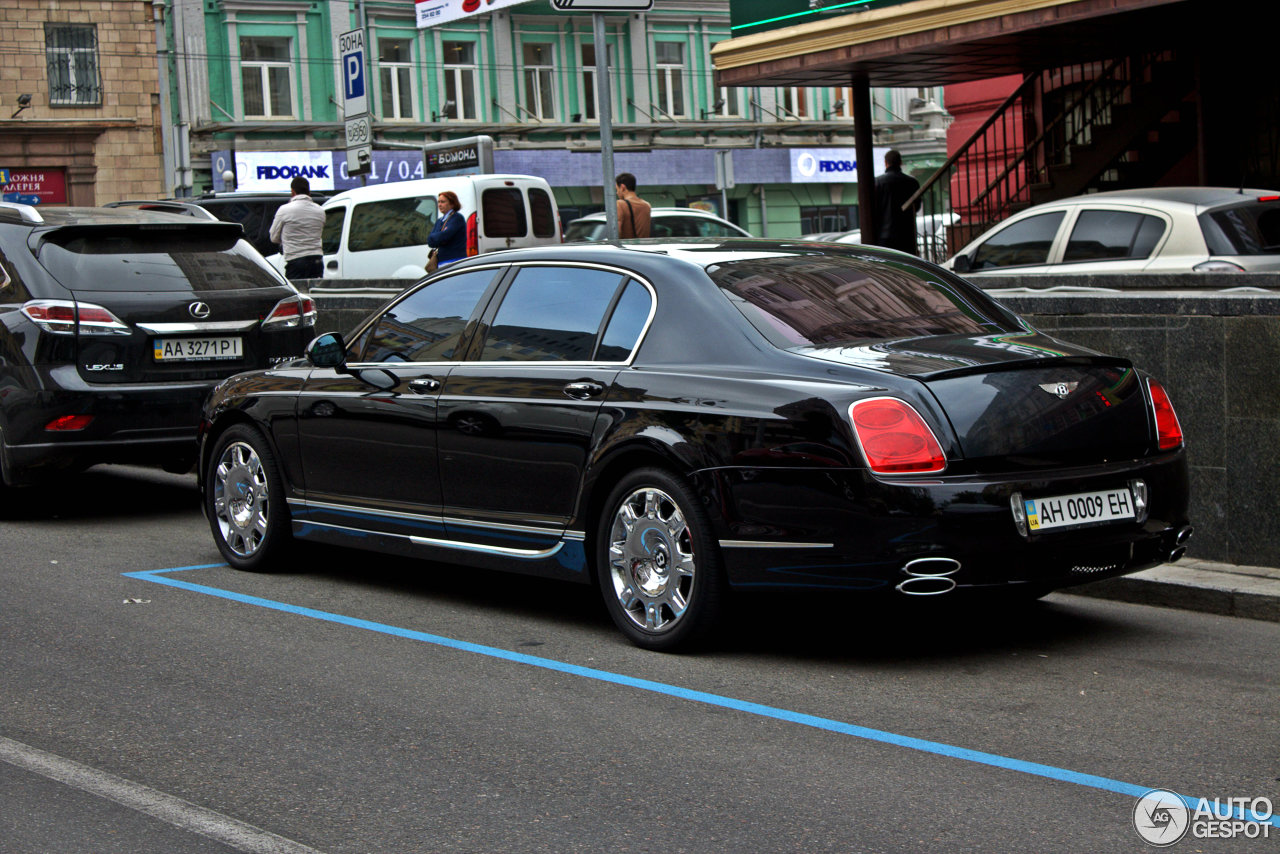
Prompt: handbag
<box><xmin>426</xmin><ymin>248</ymin><xmax>439</xmax><ymax>273</ymax></box>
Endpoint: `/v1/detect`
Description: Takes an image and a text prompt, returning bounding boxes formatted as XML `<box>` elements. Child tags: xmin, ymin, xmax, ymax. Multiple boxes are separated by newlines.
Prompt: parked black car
<box><xmin>198</xmin><ymin>239</ymin><xmax>1192</xmax><ymax>650</ymax></box>
<box><xmin>188</xmin><ymin>192</ymin><xmax>328</xmax><ymax>258</ymax></box>
<box><xmin>0</xmin><ymin>202</ymin><xmax>316</xmax><ymax>500</ymax></box>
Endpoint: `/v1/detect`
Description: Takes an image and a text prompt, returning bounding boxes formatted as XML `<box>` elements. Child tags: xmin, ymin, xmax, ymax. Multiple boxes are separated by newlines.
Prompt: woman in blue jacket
<box><xmin>427</xmin><ymin>190</ymin><xmax>467</xmax><ymax>267</ymax></box>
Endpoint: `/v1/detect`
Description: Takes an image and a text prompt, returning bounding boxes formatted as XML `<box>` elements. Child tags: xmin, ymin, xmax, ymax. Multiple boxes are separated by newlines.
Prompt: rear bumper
<box><xmin>1</xmin><ymin>367</ymin><xmax>212</xmax><ymax>484</ymax></box>
<box><xmin>696</xmin><ymin>451</ymin><xmax>1191</xmax><ymax>594</ymax></box>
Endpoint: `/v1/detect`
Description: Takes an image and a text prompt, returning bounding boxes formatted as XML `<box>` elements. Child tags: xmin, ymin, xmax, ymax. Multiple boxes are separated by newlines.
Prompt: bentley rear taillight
<box><xmin>1147</xmin><ymin>378</ymin><xmax>1184</xmax><ymax>451</ymax></box>
<box><xmin>849</xmin><ymin>397</ymin><xmax>946</xmax><ymax>475</ymax></box>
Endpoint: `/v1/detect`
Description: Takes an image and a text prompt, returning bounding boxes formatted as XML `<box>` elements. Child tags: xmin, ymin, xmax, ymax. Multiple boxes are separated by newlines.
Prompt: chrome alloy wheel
<box><xmin>212</xmin><ymin>441</ymin><xmax>271</xmax><ymax>558</ymax></box>
<box><xmin>606</xmin><ymin>486</ymin><xmax>697</xmax><ymax>633</ymax></box>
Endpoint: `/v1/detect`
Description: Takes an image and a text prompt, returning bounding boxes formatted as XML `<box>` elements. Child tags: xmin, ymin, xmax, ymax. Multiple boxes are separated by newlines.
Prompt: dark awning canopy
<box><xmin>712</xmin><ymin>0</ymin><xmax>1196</xmax><ymax>88</ymax></box>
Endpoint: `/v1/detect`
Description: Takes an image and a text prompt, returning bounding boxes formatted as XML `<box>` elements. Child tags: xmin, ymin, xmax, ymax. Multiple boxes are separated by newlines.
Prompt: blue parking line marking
<box><xmin>126</xmin><ymin>564</ymin><xmax>1279</xmax><ymax>827</ymax></box>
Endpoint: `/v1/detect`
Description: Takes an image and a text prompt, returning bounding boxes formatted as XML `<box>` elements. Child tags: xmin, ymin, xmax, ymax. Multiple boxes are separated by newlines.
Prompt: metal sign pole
<box><xmin>594</xmin><ymin>12</ymin><xmax>618</xmax><ymax>242</ymax></box>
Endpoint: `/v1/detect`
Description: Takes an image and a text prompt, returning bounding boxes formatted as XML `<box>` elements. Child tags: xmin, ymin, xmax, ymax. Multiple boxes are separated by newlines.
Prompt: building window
<box><xmin>522</xmin><ymin>43</ymin><xmax>555</xmax><ymax>121</ymax></box>
<box><xmin>45</xmin><ymin>24</ymin><xmax>101</xmax><ymax>106</ymax></box>
<box><xmin>581</xmin><ymin>43</ymin><xmax>615</xmax><ymax>121</ymax></box>
<box><xmin>379</xmin><ymin>39</ymin><xmax>414</xmax><ymax>120</ymax></box>
<box><xmin>713</xmin><ymin>86</ymin><xmax>741</xmax><ymax>118</ymax></box>
<box><xmin>781</xmin><ymin>88</ymin><xmax>809</xmax><ymax>120</ymax></box>
<box><xmin>240</xmin><ymin>37</ymin><xmax>294</xmax><ymax>119</ymax></box>
<box><xmin>831</xmin><ymin>87</ymin><xmax>853</xmax><ymax>118</ymax></box>
<box><xmin>442</xmin><ymin>41</ymin><xmax>479</xmax><ymax>120</ymax></box>
<box><xmin>654</xmin><ymin>41</ymin><xmax>685</xmax><ymax>118</ymax></box>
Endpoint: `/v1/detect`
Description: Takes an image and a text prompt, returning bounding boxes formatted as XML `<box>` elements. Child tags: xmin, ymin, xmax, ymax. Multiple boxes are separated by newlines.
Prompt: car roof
<box><xmin>1035</xmin><ymin>186</ymin><xmax>1280</xmax><ymax>213</ymax></box>
<box><xmin>570</xmin><ymin>208</ymin><xmax>735</xmax><ymax>224</ymax></box>
<box><xmin>439</xmin><ymin>236</ymin><xmax>924</xmax><ymax>269</ymax></box>
<box><xmin>1</xmin><ymin>204</ymin><xmax>230</xmax><ymax>228</ymax></box>
<box><xmin>324</xmin><ymin>174</ymin><xmax>547</xmax><ymax>205</ymax></box>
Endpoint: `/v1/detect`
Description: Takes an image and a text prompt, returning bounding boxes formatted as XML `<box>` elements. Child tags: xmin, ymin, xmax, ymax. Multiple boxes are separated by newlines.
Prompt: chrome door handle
<box><xmin>408</xmin><ymin>378</ymin><xmax>441</xmax><ymax>393</ymax></box>
<box><xmin>563</xmin><ymin>381</ymin><xmax>604</xmax><ymax>400</ymax></box>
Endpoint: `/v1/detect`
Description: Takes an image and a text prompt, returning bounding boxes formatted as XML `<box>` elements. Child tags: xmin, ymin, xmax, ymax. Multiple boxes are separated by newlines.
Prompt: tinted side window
<box><xmin>481</xmin><ymin>188</ymin><xmax>528</xmax><ymax>238</ymax></box>
<box><xmin>696</xmin><ymin>219</ymin><xmax>740</xmax><ymax>237</ymax></box>
<box><xmin>350</xmin><ymin>196</ymin><xmax>436</xmax><ymax>252</ymax></box>
<box><xmin>971</xmin><ymin>211</ymin><xmax>1065</xmax><ymax>269</ymax></box>
<box><xmin>1063</xmin><ymin>210</ymin><xmax>1165</xmax><ymax>262</ymax></box>
<box><xmin>481</xmin><ymin>266</ymin><xmax>626</xmax><ymax>361</ymax></box>
<box><xmin>322</xmin><ymin>207</ymin><xmax>346</xmax><ymax>255</ymax></box>
<box><xmin>529</xmin><ymin>188</ymin><xmax>556</xmax><ymax>238</ymax></box>
<box><xmin>597</xmin><ymin>280</ymin><xmax>653</xmax><ymax>361</ymax></box>
<box><xmin>664</xmin><ymin>217</ymin><xmax>702</xmax><ymax>238</ymax></box>
<box><xmin>358</xmin><ymin>269</ymin><xmax>497</xmax><ymax>363</ymax></box>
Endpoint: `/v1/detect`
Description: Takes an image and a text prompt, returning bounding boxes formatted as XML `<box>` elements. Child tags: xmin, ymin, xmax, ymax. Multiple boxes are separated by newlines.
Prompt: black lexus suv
<box><xmin>0</xmin><ymin>202</ymin><xmax>316</xmax><ymax>498</ymax></box>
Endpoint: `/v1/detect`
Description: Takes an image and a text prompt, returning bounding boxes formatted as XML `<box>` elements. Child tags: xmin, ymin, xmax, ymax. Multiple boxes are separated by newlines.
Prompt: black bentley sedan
<box><xmin>0</xmin><ymin>203</ymin><xmax>316</xmax><ymax>501</ymax></box>
<box><xmin>197</xmin><ymin>240</ymin><xmax>1192</xmax><ymax>650</ymax></box>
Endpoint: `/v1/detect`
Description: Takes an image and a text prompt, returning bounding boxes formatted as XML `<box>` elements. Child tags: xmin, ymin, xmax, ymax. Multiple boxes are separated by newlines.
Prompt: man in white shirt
<box><xmin>269</xmin><ymin>177</ymin><xmax>326</xmax><ymax>280</ymax></box>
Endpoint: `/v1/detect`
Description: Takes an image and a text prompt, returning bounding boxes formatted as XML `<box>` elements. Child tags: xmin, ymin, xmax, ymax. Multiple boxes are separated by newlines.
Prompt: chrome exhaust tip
<box><xmin>1175</xmin><ymin>526</ymin><xmax>1194</xmax><ymax>546</ymax></box>
<box><xmin>1167</xmin><ymin>546</ymin><xmax>1186</xmax><ymax>563</ymax></box>
<box><xmin>896</xmin><ymin>576</ymin><xmax>958</xmax><ymax>596</ymax></box>
<box><xmin>902</xmin><ymin>557</ymin><xmax>961</xmax><ymax>577</ymax></box>
<box><xmin>897</xmin><ymin>557</ymin><xmax>961</xmax><ymax>595</ymax></box>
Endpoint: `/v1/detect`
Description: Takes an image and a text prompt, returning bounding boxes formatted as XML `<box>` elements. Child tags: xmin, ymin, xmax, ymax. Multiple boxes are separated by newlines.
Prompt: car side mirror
<box><xmin>952</xmin><ymin>254</ymin><xmax>972</xmax><ymax>274</ymax></box>
<box><xmin>306</xmin><ymin>332</ymin><xmax>347</xmax><ymax>368</ymax></box>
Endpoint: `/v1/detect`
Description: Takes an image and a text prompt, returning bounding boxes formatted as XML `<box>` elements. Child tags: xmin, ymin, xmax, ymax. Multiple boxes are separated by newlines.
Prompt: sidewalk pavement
<box><xmin>1064</xmin><ymin>558</ymin><xmax>1280</xmax><ymax>622</ymax></box>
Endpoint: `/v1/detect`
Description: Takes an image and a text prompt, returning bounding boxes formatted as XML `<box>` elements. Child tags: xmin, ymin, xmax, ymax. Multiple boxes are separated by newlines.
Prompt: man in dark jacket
<box><xmin>874</xmin><ymin>149</ymin><xmax>921</xmax><ymax>255</ymax></box>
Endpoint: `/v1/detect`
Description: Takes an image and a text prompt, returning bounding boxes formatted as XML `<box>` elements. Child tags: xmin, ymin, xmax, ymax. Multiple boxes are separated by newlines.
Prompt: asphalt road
<box><xmin>3</xmin><ymin>465</ymin><xmax>1277</xmax><ymax>853</ymax></box>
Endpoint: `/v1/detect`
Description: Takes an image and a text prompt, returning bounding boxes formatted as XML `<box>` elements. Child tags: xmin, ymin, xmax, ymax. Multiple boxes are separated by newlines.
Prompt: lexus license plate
<box><xmin>1024</xmin><ymin>487</ymin><xmax>1135</xmax><ymax>532</ymax></box>
<box><xmin>154</xmin><ymin>337</ymin><xmax>243</xmax><ymax>362</ymax></box>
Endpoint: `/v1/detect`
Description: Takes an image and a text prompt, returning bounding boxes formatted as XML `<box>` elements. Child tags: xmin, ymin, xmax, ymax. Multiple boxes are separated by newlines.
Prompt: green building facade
<box><xmin>160</xmin><ymin>0</ymin><xmax>949</xmax><ymax>237</ymax></box>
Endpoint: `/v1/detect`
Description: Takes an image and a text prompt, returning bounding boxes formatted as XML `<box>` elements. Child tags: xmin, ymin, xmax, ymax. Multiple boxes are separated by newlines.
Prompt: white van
<box><xmin>305</xmin><ymin>174</ymin><xmax>560</xmax><ymax>279</ymax></box>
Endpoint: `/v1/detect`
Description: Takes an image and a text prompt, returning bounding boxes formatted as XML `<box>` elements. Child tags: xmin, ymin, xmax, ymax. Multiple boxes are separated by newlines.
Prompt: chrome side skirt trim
<box><xmin>407</xmin><ymin>535</ymin><xmax>564</xmax><ymax>558</ymax></box>
<box><xmin>294</xmin><ymin>518</ymin><xmax>566</xmax><ymax>560</ymax></box>
<box><xmin>718</xmin><ymin>540</ymin><xmax>834</xmax><ymax>549</ymax></box>
<box><xmin>289</xmin><ymin>498</ymin><xmax>571</xmax><ymax>559</ymax></box>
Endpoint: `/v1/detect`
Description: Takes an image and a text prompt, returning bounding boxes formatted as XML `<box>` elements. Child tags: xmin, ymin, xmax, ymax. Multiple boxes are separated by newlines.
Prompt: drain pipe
<box><xmin>152</xmin><ymin>0</ymin><xmax>176</xmax><ymax>197</ymax></box>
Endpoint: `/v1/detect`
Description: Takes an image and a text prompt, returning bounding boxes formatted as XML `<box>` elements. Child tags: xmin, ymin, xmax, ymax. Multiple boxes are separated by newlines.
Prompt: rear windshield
<box><xmin>707</xmin><ymin>253</ymin><xmax>1022</xmax><ymax>347</ymax></box>
<box><xmin>1201</xmin><ymin>200</ymin><xmax>1280</xmax><ymax>255</ymax></box>
<box><xmin>481</xmin><ymin>188</ymin><xmax>528</xmax><ymax>238</ymax></box>
<box><xmin>529</xmin><ymin>188</ymin><xmax>557</xmax><ymax>238</ymax></box>
<box><xmin>37</xmin><ymin>225</ymin><xmax>287</xmax><ymax>291</ymax></box>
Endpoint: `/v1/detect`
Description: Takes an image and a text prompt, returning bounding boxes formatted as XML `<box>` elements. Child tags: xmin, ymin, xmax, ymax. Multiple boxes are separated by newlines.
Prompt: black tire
<box><xmin>205</xmin><ymin>423</ymin><xmax>292</xmax><ymax>571</ymax></box>
<box><xmin>595</xmin><ymin>467</ymin><xmax>725</xmax><ymax>651</ymax></box>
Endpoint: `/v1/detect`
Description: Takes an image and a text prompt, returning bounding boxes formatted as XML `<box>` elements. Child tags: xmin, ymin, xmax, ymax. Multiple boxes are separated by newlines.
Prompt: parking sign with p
<box><xmin>337</xmin><ymin>29</ymin><xmax>367</xmax><ymax>118</ymax></box>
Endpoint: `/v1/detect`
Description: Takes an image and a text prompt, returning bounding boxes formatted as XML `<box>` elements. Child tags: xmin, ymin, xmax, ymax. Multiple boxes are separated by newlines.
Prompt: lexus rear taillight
<box><xmin>261</xmin><ymin>295</ymin><xmax>317</xmax><ymax>330</ymax></box>
<box><xmin>1147</xmin><ymin>378</ymin><xmax>1184</xmax><ymax>451</ymax></box>
<box><xmin>466</xmin><ymin>212</ymin><xmax>478</xmax><ymax>257</ymax></box>
<box><xmin>21</xmin><ymin>300</ymin><xmax>130</xmax><ymax>336</ymax></box>
<box><xmin>849</xmin><ymin>397</ymin><xmax>947</xmax><ymax>475</ymax></box>
<box><xmin>45</xmin><ymin>414</ymin><xmax>93</xmax><ymax>431</ymax></box>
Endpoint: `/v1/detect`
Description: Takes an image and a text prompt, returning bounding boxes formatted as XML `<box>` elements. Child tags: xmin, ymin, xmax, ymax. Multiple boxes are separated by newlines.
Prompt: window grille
<box><xmin>45</xmin><ymin>24</ymin><xmax>101</xmax><ymax>106</ymax></box>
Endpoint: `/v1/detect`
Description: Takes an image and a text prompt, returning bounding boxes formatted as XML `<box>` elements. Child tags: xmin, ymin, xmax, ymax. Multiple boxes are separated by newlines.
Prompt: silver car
<box><xmin>565</xmin><ymin>207</ymin><xmax>751</xmax><ymax>241</ymax></box>
<box><xmin>945</xmin><ymin>187</ymin><xmax>1280</xmax><ymax>275</ymax></box>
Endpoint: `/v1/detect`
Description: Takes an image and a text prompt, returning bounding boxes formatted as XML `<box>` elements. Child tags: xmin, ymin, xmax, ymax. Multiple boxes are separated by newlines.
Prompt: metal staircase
<box><xmin>910</xmin><ymin>51</ymin><xmax>1196</xmax><ymax>263</ymax></box>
